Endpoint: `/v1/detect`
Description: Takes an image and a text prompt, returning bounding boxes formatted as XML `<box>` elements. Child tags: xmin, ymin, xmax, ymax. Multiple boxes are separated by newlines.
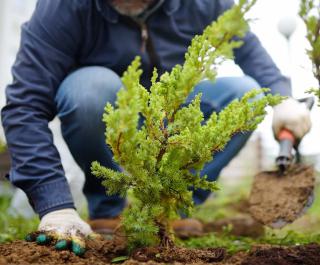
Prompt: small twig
<box><xmin>168</xmin><ymin>186</ymin><xmax>183</xmax><ymax>201</ymax></box>
<box><xmin>116</xmin><ymin>132</ymin><xmax>123</xmax><ymax>156</ymax></box>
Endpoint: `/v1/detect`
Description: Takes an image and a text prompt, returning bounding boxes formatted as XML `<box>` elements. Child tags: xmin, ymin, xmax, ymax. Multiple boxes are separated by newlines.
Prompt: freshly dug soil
<box><xmin>249</xmin><ymin>164</ymin><xmax>315</xmax><ymax>228</ymax></box>
<box><xmin>241</xmin><ymin>243</ymin><xmax>320</xmax><ymax>265</ymax></box>
<box><xmin>128</xmin><ymin>244</ymin><xmax>320</xmax><ymax>265</ymax></box>
<box><xmin>0</xmin><ymin>238</ymin><xmax>224</xmax><ymax>265</ymax></box>
<box><xmin>0</xmin><ymin>236</ymin><xmax>127</xmax><ymax>265</ymax></box>
<box><xmin>1</xmin><ymin>239</ymin><xmax>320</xmax><ymax>265</ymax></box>
<box><xmin>132</xmin><ymin>246</ymin><xmax>225</xmax><ymax>263</ymax></box>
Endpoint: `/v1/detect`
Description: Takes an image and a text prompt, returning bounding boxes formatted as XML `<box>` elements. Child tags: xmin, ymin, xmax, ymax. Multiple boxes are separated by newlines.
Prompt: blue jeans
<box><xmin>55</xmin><ymin>67</ymin><xmax>260</xmax><ymax>219</ymax></box>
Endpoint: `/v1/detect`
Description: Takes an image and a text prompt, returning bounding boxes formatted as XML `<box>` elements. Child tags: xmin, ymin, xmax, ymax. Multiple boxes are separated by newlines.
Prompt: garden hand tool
<box><xmin>249</xmin><ymin>97</ymin><xmax>315</xmax><ymax>229</ymax></box>
<box><xmin>272</xmin><ymin>97</ymin><xmax>312</xmax><ymax>143</ymax></box>
<box><xmin>25</xmin><ymin>208</ymin><xmax>101</xmax><ymax>256</ymax></box>
<box><xmin>276</xmin><ymin>97</ymin><xmax>315</xmax><ymax>172</ymax></box>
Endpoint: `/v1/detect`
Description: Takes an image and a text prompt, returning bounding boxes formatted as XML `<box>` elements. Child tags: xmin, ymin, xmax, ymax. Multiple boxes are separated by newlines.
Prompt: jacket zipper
<box><xmin>137</xmin><ymin>21</ymin><xmax>160</xmax><ymax>75</ymax></box>
<box><xmin>140</xmin><ymin>23</ymin><xmax>148</xmax><ymax>53</ymax></box>
<box><xmin>121</xmin><ymin>16</ymin><xmax>160</xmax><ymax>80</ymax></box>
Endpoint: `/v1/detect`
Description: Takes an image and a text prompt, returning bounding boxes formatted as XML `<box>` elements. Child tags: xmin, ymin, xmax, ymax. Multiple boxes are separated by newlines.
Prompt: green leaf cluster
<box><xmin>299</xmin><ymin>0</ymin><xmax>320</xmax><ymax>97</ymax></box>
<box><xmin>91</xmin><ymin>0</ymin><xmax>281</xmax><ymax>248</ymax></box>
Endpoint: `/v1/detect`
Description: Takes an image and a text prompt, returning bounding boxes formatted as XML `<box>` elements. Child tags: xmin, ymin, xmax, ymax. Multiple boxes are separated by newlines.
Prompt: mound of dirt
<box><xmin>241</xmin><ymin>244</ymin><xmax>320</xmax><ymax>265</ymax></box>
<box><xmin>249</xmin><ymin>164</ymin><xmax>315</xmax><ymax>228</ymax></box>
<box><xmin>0</xmin><ymin>237</ymin><xmax>127</xmax><ymax>265</ymax></box>
<box><xmin>132</xmin><ymin>246</ymin><xmax>225</xmax><ymax>263</ymax></box>
<box><xmin>1</xmin><ymin>238</ymin><xmax>320</xmax><ymax>265</ymax></box>
<box><xmin>128</xmin><ymin>244</ymin><xmax>320</xmax><ymax>265</ymax></box>
<box><xmin>0</xmin><ymin>238</ymin><xmax>225</xmax><ymax>265</ymax></box>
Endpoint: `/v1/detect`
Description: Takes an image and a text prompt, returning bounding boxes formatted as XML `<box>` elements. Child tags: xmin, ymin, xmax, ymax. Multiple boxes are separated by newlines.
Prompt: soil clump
<box><xmin>249</xmin><ymin>164</ymin><xmax>315</xmax><ymax>228</ymax></box>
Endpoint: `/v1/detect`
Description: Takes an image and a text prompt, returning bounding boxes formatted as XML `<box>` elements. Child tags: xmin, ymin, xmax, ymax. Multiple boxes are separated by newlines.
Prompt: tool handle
<box><xmin>278</xmin><ymin>139</ymin><xmax>294</xmax><ymax>157</ymax></box>
<box><xmin>276</xmin><ymin>96</ymin><xmax>314</xmax><ymax>170</ymax></box>
<box><xmin>276</xmin><ymin>129</ymin><xmax>295</xmax><ymax>171</ymax></box>
<box><xmin>276</xmin><ymin>138</ymin><xmax>294</xmax><ymax>171</ymax></box>
<box><xmin>278</xmin><ymin>128</ymin><xmax>295</xmax><ymax>143</ymax></box>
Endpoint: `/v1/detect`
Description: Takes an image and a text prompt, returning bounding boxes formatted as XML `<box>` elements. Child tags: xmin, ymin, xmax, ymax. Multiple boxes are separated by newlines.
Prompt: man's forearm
<box><xmin>1</xmin><ymin>104</ymin><xmax>75</xmax><ymax>217</ymax></box>
<box><xmin>234</xmin><ymin>31</ymin><xmax>292</xmax><ymax>96</ymax></box>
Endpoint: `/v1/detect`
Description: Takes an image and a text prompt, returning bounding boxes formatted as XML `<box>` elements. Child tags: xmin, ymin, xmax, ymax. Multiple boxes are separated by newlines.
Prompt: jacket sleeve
<box><xmin>1</xmin><ymin>0</ymin><xmax>86</xmax><ymax>217</ymax></box>
<box><xmin>215</xmin><ymin>0</ymin><xmax>291</xmax><ymax>96</ymax></box>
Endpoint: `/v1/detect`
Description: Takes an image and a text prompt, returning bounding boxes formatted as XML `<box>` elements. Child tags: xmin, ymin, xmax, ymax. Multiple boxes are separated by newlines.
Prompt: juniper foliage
<box><xmin>299</xmin><ymin>0</ymin><xmax>320</xmax><ymax>98</ymax></box>
<box><xmin>91</xmin><ymin>0</ymin><xmax>281</xmax><ymax>248</ymax></box>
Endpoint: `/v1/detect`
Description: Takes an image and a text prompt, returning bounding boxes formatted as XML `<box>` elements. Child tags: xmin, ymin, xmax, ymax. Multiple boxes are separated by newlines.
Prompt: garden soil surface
<box><xmin>1</xmin><ymin>237</ymin><xmax>320</xmax><ymax>265</ymax></box>
<box><xmin>249</xmin><ymin>164</ymin><xmax>315</xmax><ymax>228</ymax></box>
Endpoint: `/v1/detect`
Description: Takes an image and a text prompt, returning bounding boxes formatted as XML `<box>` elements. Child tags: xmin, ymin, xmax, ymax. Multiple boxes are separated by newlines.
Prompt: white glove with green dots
<box><xmin>26</xmin><ymin>208</ymin><xmax>99</xmax><ymax>256</ymax></box>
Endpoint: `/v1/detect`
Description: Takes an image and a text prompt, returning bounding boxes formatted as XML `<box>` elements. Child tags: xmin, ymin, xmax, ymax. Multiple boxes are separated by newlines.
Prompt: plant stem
<box><xmin>156</xmin><ymin>221</ymin><xmax>174</xmax><ymax>248</ymax></box>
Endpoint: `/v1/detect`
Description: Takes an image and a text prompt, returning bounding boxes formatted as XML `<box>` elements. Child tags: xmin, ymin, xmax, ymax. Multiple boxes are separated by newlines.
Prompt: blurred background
<box><xmin>0</xmin><ymin>0</ymin><xmax>319</xmax><ymax>218</ymax></box>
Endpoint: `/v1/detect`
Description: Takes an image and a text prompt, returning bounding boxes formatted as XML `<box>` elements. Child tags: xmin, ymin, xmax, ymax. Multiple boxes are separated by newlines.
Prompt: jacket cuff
<box><xmin>26</xmin><ymin>178</ymin><xmax>75</xmax><ymax>218</ymax></box>
<box><xmin>270</xmin><ymin>78</ymin><xmax>292</xmax><ymax>97</ymax></box>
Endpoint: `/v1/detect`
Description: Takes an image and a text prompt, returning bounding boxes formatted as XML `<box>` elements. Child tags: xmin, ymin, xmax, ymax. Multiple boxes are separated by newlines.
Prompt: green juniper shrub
<box><xmin>91</xmin><ymin>0</ymin><xmax>282</xmax><ymax>249</ymax></box>
<box><xmin>299</xmin><ymin>0</ymin><xmax>320</xmax><ymax>98</ymax></box>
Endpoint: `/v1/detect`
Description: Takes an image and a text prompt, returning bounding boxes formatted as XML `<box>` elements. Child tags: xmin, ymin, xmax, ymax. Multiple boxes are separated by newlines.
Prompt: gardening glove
<box><xmin>272</xmin><ymin>98</ymin><xmax>312</xmax><ymax>141</ymax></box>
<box><xmin>25</xmin><ymin>208</ymin><xmax>99</xmax><ymax>256</ymax></box>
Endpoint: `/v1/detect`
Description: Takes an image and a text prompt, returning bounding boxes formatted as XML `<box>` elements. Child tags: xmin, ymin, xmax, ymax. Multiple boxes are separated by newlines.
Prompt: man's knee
<box><xmin>191</xmin><ymin>76</ymin><xmax>262</xmax><ymax>114</ymax></box>
<box><xmin>55</xmin><ymin>67</ymin><xmax>122</xmax><ymax>119</ymax></box>
<box><xmin>228</xmin><ymin>76</ymin><xmax>261</xmax><ymax>99</ymax></box>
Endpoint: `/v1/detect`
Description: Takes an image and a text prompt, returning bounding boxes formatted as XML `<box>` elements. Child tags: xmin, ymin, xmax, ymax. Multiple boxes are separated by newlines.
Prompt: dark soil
<box><xmin>0</xmin><ymin>237</ymin><xmax>225</xmax><ymax>265</ymax></box>
<box><xmin>0</xmin><ymin>236</ymin><xmax>126</xmax><ymax>265</ymax></box>
<box><xmin>249</xmin><ymin>164</ymin><xmax>315</xmax><ymax>228</ymax></box>
<box><xmin>131</xmin><ymin>246</ymin><xmax>225</xmax><ymax>263</ymax></box>
<box><xmin>1</xmin><ymin>238</ymin><xmax>320</xmax><ymax>265</ymax></box>
<box><xmin>241</xmin><ymin>243</ymin><xmax>320</xmax><ymax>265</ymax></box>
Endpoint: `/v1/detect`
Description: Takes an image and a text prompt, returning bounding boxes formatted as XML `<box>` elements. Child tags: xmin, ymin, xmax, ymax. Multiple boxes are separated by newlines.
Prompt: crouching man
<box><xmin>1</xmin><ymin>0</ymin><xmax>311</xmax><ymax>255</ymax></box>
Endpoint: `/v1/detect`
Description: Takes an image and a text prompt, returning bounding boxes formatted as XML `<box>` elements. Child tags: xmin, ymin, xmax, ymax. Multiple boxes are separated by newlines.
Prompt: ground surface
<box><xmin>1</xmin><ymin>239</ymin><xmax>320</xmax><ymax>265</ymax></box>
<box><xmin>1</xmin><ymin>165</ymin><xmax>320</xmax><ymax>264</ymax></box>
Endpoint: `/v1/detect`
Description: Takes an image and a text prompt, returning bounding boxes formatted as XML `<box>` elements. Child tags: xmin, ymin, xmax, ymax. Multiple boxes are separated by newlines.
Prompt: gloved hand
<box><xmin>272</xmin><ymin>98</ymin><xmax>312</xmax><ymax>140</ymax></box>
<box><xmin>25</xmin><ymin>208</ymin><xmax>98</xmax><ymax>256</ymax></box>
